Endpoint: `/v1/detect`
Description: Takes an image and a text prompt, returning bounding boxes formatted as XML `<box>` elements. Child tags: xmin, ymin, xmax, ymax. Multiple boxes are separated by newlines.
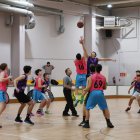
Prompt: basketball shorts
<box><xmin>132</xmin><ymin>91</ymin><xmax>140</xmax><ymax>98</ymax></box>
<box><xmin>0</xmin><ymin>90</ymin><xmax>6</xmax><ymax>102</ymax></box>
<box><xmin>86</xmin><ymin>90</ymin><xmax>108</xmax><ymax>110</ymax></box>
<box><xmin>75</xmin><ymin>74</ymin><xmax>86</xmax><ymax>88</ymax></box>
<box><xmin>14</xmin><ymin>89</ymin><xmax>31</xmax><ymax>103</ymax></box>
<box><xmin>33</xmin><ymin>89</ymin><xmax>46</xmax><ymax>102</ymax></box>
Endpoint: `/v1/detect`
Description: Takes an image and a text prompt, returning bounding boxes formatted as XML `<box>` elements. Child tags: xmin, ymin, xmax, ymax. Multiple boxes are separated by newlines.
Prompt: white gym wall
<box><xmin>104</xmin><ymin>7</ymin><xmax>140</xmax><ymax>85</ymax></box>
<box><xmin>25</xmin><ymin>15</ymin><xmax>84</xmax><ymax>80</ymax></box>
<box><xmin>0</xmin><ymin>4</ymin><xmax>108</xmax><ymax>81</ymax></box>
<box><xmin>0</xmin><ymin>13</ymin><xmax>11</xmax><ymax>67</ymax></box>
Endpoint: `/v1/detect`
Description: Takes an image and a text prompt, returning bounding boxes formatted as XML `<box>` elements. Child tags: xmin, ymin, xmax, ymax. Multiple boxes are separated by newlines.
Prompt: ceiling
<box><xmin>28</xmin><ymin>0</ymin><xmax>140</xmax><ymax>16</ymax></box>
<box><xmin>48</xmin><ymin>0</ymin><xmax>140</xmax><ymax>9</ymax></box>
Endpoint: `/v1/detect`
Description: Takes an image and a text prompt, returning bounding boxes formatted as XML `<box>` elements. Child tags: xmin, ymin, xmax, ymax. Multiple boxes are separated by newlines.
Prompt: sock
<box><xmin>26</xmin><ymin>114</ymin><xmax>30</xmax><ymax>119</ymax></box>
<box><xmin>83</xmin><ymin>116</ymin><xmax>86</xmax><ymax>122</ymax></box>
<box><xmin>75</xmin><ymin>95</ymin><xmax>79</xmax><ymax>100</ymax></box>
<box><xmin>106</xmin><ymin>118</ymin><xmax>111</xmax><ymax>123</ymax></box>
<box><xmin>46</xmin><ymin>108</ymin><xmax>49</xmax><ymax>112</ymax></box>
<box><xmin>85</xmin><ymin>120</ymin><xmax>89</xmax><ymax>124</ymax></box>
<box><xmin>17</xmin><ymin>114</ymin><xmax>20</xmax><ymax>118</ymax></box>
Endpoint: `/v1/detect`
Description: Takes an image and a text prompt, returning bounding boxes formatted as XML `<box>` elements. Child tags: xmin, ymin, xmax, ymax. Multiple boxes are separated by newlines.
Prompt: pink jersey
<box><xmin>0</xmin><ymin>72</ymin><xmax>8</xmax><ymax>92</ymax></box>
<box><xmin>74</xmin><ymin>57</ymin><xmax>87</xmax><ymax>74</ymax></box>
<box><xmin>90</xmin><ymin>73</ymin><xmax>106</xmax><ymax>92</ymax></box>
<box><xmin>34</xmin><ymin>76</ymin><xmax>44</xmax><ymax>91</ymax></box>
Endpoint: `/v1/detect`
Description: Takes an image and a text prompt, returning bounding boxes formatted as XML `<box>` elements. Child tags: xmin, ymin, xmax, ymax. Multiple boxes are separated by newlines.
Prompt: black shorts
<box><xmin>14</xmin><ymin>89</ymin><xmax>31</xmax><ymax>103</ymax></box>
<box><xmin>84</xmin><ymin>92</ymin><xmax>90</xmax><ymax>105</ymax></box>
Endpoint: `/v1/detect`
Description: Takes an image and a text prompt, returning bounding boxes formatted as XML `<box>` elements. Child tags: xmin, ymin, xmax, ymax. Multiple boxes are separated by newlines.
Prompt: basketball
<box><xmin>77</xmin><ymin>21</ymin><xmax>84</xmax><ymax>28</ymax></box>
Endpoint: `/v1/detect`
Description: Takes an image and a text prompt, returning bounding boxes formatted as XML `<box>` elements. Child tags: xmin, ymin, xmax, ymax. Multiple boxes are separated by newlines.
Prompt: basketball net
<box><xmin>79</xmin><ymin>16</ymin><xmax>84</xmax><ymax>23</ymax></box>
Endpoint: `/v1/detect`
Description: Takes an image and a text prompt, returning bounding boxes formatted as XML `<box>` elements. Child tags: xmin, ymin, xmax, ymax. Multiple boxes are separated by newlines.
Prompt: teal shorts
<box><xmin>75</xmin><ymin>74</ymin><xmax>86</xmax><ymax>88</ymax></box>
<box><xmin>86</xmin><ymin>90</ymin><xmax>108</xmax><ymax>110</ymax></box>
<box><xmin>0</xmin><ymin>91</ymin><xmax>6</xmax><ymax>102</ymax></box>
<box><xmin>33</xmin><ymin>89</ymin><xmax>46</xmax><ymax>102</ymax></box>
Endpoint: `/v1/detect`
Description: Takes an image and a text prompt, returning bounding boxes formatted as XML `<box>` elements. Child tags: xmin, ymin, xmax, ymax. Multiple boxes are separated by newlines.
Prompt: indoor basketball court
<box><xmin>1</xmin><ymin>99</ymin><xmax>140</xmax><ymax>140</ymax></box>
<box><xmin>1</xmin><ymin>0</ymin><xmax>140</xmax><ymax>140</ymax></box>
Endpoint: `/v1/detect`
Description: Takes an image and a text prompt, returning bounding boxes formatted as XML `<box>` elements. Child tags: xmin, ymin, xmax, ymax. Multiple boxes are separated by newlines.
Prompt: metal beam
<box><xmin>29</xmin><ymin>0</ymin><xmax>90</xmax><ymax>15</ymax></box>
<box><xmin>0</xmin><ymin>0</ymin><xmax>34</xmax><ymax>8</ymax></box>
<box><xmin>93</xmin><ymin>0</ymin><xmax>140</xmax><ymax>6</ymax></box>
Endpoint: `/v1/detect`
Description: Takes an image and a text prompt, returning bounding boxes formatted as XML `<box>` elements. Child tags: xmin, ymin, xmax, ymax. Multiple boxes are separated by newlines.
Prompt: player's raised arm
<box><xmin>79</xmin><ymin>37</ymin><xmax>88</xmax><ymax>59</ymax></box>
<box><xmin>98</xmin><ymin>58</ymin><xmax>116</xmax><ymax>62</ymax></box>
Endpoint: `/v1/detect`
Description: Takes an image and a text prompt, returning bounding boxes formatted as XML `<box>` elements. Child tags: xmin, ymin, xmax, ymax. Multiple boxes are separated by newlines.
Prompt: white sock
<box><xmin>75</xmin><ymin>95</ymin><xmax>79</xmax><ymax>100</ymax></box>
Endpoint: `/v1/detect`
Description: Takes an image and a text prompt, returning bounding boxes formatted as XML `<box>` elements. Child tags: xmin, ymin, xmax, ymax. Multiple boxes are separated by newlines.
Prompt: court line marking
<box><xmin>3</xmin><ymin>111</ymin><xmax>140</xmax><ymax>140</ymax></box>
<box><xmin>100</xmin><ymin>128</ymin><xmax>118</xmax><ymax>139</ymax></box>
<box><xmin>0</xmin><ymin>132</ymin><xmax>38</xmax><ymax>140</ymax></box>
<box><xmin>85</xmin><ymin>131</ymin><xmax>100</xmax><ymax>140</ymax></box>
<box><xmin>84</xmin><ymin>128</ymin><xmax>118</xmax><ymax>140</ymax></box>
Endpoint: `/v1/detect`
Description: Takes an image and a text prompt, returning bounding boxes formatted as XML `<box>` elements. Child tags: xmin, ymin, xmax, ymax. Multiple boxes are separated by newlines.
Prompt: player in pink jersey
<box><xmin>82</xmin><ymin>64</ymin><xmax>114</xmax><ymax>128</ymax></box>
<box><xmin>33</xmin><ymin>69</ymin><xmax>47</xmax><ymax>116</ymax></box>
<box><xmin>74</xmin><ymin>52</ymin><xmax>87</xmax><ymax>107</ymax></box>
<box><xmin>0</xmin><ymin>63</ymin><xmax>12</xmax><ymax>128</ymax></box>
<box><xmin>74</xmin><ymin>56</ymin><xmax>87</xmax><ymax>74</ymax></box>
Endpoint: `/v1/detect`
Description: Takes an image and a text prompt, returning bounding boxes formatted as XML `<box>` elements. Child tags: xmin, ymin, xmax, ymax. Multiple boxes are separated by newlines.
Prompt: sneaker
<box><xmin>74</xmin><ymin>100</ymin><xmax>79</xmax><ymax>107</ymax></box>
<box><xmin>15</xmin><ymin>117</ymin><xmax>23</xmax><ymax>123</ymax></box>
<box><xmin>72</xmin><ymin>114</ymin><xmax>79</xmax><ymax>117</ymax></box>
<box><xmin>37</xmin><ymin>100</ymin><xmax>41</xmax><ymax>103</ymax></box>
<box><xmin>36</xmin><ymin>111</ymin><xmax>44</xmax><ymax>116</ymax></box>
<box><xmin>24</xmin><ymin>118</ymin><xmax>34</xmax><ymax>125</ymax></box>
<box><xmin>137</xmin><ymin>109</ymin><xmax>140</xmax><ymax>113</ymax></box>
<box><xmin>45</xmin><ymin>110</ymin><xmax>50</xmax><ymax>114</ymax></box>
<box><xmin>107</xmin><ymin>121</ymin><xmax>114</xmax><ymax>128</ymax></box>
<box><xmin>62</xmin><ymin>113</ymin><xmax>71</xmax><ymax>116</ymax></box>
<box><xmin>30</xmin><ymin>112</ymin><xmax>35</xmax><ymax>116</ymax></box>
<box><xmin>79</xmin><ymin>121</ymin><xmax>85</xmax><ymax>126</ymax></box>
<box><xmin>83</xmin><ymin>122</ymin><xmax>90</xmax><ymax>128</ymax></box>
<box><xmin>125</xmin><ymin>107</ymin><xmax>131</xmax><ymax>112</ymax></box>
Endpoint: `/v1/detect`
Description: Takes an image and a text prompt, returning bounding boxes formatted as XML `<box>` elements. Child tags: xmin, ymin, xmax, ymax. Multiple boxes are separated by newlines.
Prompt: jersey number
<box><xmin>94</xmin><ymin>80</ymin><xmax>103</xmax><ymax>88</ymax></box>
<box><xmin>79</xmin><ymin>64</ymin><xmax>84</xmax><ymax>70</ymax></box>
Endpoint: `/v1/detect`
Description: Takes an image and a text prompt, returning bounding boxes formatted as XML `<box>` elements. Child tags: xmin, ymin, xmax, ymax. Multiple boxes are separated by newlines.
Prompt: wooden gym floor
<box><xmin>0</xmin><ymin>99</ymin><xmax>140</xmax><ymax>140</ymax></box>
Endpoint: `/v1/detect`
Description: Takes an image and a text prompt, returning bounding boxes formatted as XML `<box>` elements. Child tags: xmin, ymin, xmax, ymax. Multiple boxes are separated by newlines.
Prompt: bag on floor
<box><xmin>51</xmin><ymin>79</ymin><xmax>59</xmax><ymax>85</ymax></box>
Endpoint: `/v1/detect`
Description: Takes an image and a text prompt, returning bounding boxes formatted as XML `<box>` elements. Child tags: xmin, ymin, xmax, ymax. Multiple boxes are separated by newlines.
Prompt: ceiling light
<box><xmin>107</xmin><ymin>4</ymin><xmax>112</xmax><ymax>8</ymax></box>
